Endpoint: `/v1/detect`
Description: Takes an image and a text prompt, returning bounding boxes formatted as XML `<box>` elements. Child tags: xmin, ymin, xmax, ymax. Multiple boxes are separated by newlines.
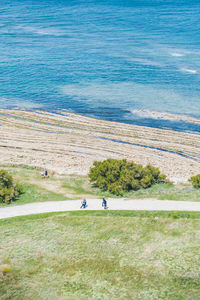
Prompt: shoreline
<box><xmin>130</xmin><ymin>109</ymin><xmax>200</xmax><ymax>128</ymax></box>
<box><xmin>0</xmin><ymin>109</ymin><xmax>199</xmax><ymax>183</ymax></box>
<box><xmin>2</xmin><ymin>107</ymin><xmax>200</xmax><ymax>134</ymax></box>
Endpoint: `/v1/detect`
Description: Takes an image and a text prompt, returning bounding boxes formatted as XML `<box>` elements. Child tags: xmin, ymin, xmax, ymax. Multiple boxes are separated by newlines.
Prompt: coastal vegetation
<box><xmin>0</xmin><ymin>211</ymin><xmax>199</xmax><ymax>299</ymax></box>
<box><xmin>190</xmin><ymin>174</ymin><xmax>200</xmax><ymax>189</ymax></box>
<box><xmin>89</xmin><ymin>159</ymin><xmax>167</xmax><ymax>195</ymax></box>
<box><xmin>0</xmin><ymin>164</ymin><xmax>200</xmax><ymax>207</ymax></box>
<box><xmin>0</xmin><ymin>169</ymin><xmax>22</xmax><ymax>204</ymax></box>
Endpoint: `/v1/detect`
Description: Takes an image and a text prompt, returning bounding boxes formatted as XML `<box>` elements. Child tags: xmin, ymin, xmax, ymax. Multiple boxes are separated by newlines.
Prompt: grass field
<box><xmin>0</xmin><ymin>211</ymin><xmax>200</xmax><ymax>299</ymax></box>
<box><xmin>0</xmin><ymin>164</ymin><xmax>200</xmax><ymax>207</ymax></box>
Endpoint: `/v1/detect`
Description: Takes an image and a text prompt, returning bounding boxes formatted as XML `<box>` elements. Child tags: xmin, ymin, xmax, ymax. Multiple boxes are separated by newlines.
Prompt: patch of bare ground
<box><xmin>29</xmin><ymin>179</ymin><xmax>96</xmax><ymax>200</ymax></box>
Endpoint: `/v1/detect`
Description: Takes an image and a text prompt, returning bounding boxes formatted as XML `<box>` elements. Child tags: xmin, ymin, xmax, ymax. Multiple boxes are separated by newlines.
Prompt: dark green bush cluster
<box><xmin>0</xmin><ymin>170</ymin><xmax>23</xmax><ymax>203</ymax></box>
<box><xmin>89</xmin><ymin>159</ymin><xmax>167</xmax><ymax>195</ymax></box>
<box><xmin>189</xmin><ymin>174</ymin><xmax>200</xmax><ymax>189</ymax></box>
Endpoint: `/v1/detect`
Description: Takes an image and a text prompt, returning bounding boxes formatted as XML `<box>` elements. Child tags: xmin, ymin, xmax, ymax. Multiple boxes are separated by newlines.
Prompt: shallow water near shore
<box><xmin>0</xmin><ymin>0</ymin><xmax>200</xmax><ymax>132</ymax></box>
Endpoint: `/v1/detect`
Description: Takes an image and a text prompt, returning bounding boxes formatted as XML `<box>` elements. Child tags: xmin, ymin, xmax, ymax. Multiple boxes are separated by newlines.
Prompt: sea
<box><xmin>0</xmin><ymin>0</ymin><xmax>200</xmax><ymax>132</ymax></box>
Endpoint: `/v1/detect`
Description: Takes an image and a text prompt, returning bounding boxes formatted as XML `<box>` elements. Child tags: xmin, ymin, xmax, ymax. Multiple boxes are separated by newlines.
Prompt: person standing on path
<box><xmin>41</xmin><ymin>170</ymin><xmax>44</xmax><ymax>178</ymax></box>
<box><xmin>45</xmin><ymin>169</ymin><xmax>48</xmax><ymax>178</ymax></box>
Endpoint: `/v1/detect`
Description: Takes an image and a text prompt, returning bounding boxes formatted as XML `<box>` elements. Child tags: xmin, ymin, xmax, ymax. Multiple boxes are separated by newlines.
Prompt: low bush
<box><xmin>189</xmin><ymin>174</ymin><xmax>200</xmax><ymax>189</ymax></box>
<box><xmin>89</xmin><ymin>159</ymin><xmax>167</xmax><ymax>195</ymax></box>
<box><xmin>0</xmin><ymin>258</ymin><xmax>11</xmax><ymax>276</ymax></box>
<box><xmin>0</xmin><ymin>169</ymin><xmax>23</xmax><ymax>203</ymax></box>
<box><xmin>0</xmin><ymin>265</ymin><xmax>11</xmax><ymax>275</ymax></box>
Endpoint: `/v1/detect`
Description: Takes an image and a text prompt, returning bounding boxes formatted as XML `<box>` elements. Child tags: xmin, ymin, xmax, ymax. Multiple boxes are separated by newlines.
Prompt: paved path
<box><xmin>0</xmin><ymin>199</ymin><xmax>200</xmax><ymax>220</ymax></box>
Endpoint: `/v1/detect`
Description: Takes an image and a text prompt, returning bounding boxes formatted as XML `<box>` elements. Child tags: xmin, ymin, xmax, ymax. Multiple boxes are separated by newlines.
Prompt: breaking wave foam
<box><xmin>131</xmin><ymin>110</ymin><xmax>200</xmax><ymax>125</ymax></box>
<box><xmin>180</xmin><ymin>68</ymin><xmax>198</xmax><ymax>74</ymax></box>
<box><xmin>0</xmin><ymin>97</ymin><xmax>42</xmax><ymax>109</ymax></box>
<box><xmin>171</xmin><ymin>52</ymin><xmax>184</xmax><ymax>57</ymax></box>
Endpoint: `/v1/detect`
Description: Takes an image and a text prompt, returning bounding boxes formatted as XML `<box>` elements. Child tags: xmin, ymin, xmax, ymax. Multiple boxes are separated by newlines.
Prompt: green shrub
<box><xmin>0</xmin><ymin>170</ymin><xmax>23</xmax><ymax>203</ymax></box>
<box><xmin>89</xmin><ymin>159</ymin><xmax>167</xmax><ymax>195</ymax></box>
<box><xmin>189</xmin><ymin>174</ymin><xmax>200</xmax><ymax>189</ymax></box>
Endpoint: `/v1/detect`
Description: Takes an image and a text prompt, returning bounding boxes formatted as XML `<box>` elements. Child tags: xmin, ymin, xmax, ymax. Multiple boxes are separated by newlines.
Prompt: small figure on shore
<box><xmin>102</xmin><ymin>197</ymin><xmax>107</xmax><ymax>209</ymax></box>
<box><xmin>80</xmin><ymin>199</ymin><xmax>87</xmax><ymax>209</ymax></box>
<box><xmin>44</xmin><ymin>169</ymin><xmax>49</xmax><ymax>178</ymax></box>
<box><xmin>41</xmin><ymin>170</ymin><xmax>44</xmax><ymax>178</ymax></box>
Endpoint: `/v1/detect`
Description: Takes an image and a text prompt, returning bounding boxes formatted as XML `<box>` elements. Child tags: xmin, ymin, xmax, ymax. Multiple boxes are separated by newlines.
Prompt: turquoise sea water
<box><xmin>0</xmin><ymin>0</ymin><xmax>200</xmax><ymax>132</ymax></box>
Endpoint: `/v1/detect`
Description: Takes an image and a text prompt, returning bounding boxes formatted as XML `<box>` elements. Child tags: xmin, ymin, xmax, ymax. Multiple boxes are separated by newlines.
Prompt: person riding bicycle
<box><xmin>80</xmin><ymin>199</ymin><xmax>87</xmax><ymax>209</ymax></box>
<box><xmin>102</xmin><ymin>197</ymin><xmax>107</xmax><ymax>209</ymax></box>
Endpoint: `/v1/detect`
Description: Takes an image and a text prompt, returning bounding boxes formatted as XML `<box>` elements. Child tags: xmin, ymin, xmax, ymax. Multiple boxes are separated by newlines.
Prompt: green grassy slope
<box><xmin>0</xmin><ymin>212</ymin><xmax>199</xmax><ymax>299</ymax></box>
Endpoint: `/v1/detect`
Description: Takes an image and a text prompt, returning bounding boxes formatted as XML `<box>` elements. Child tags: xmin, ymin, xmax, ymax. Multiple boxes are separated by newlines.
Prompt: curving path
<box><xmin>0</xmin><ymin>199</ymin><xmax>200</xmax><ymax>220</ymax></box>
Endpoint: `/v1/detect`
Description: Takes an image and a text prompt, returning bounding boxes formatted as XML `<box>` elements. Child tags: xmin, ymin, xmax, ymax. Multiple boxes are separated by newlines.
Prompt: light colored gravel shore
<box><xmin>0</xmin><ymin>199</ymin><xmax>200</xmax><ymax>220</ymax></box>
<box><xmin>0</xmin><ymin>109</ymin><xmax>199</xmax><ymax>182</ymax></box>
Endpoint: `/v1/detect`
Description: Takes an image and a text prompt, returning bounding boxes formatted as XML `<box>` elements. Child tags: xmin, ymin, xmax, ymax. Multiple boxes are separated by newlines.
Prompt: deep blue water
<box><xmin>0</xmin><ymin>0</ymin><xmax>200</xmax><ymax>132</ymax></box>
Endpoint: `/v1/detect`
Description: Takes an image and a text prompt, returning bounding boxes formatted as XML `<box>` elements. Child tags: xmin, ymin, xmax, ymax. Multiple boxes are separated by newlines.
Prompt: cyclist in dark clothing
<box><xmin>102</xmin><ymin>197</ymin><xmax>107</xmax><ymax>209</ymax></box>
<box><xmin>80</xmin><ymin>199</ymin><xmax>87</xmax><ymax>209</ymax></box>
